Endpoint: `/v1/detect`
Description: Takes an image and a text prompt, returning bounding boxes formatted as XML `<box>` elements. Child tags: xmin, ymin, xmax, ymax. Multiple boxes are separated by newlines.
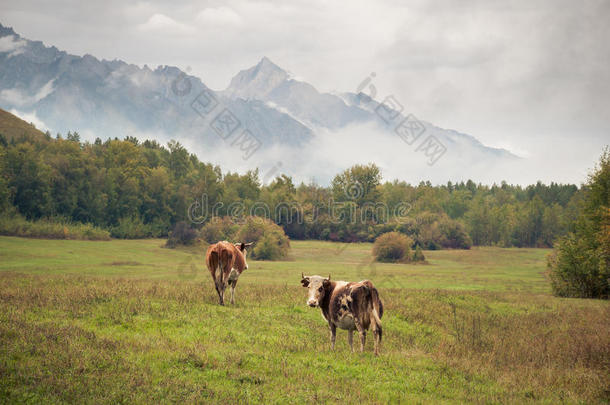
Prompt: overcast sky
<box><xmin>1</xmin><ymin>0</ymin><xmax>609</xmax><ymax>183</ymax></box>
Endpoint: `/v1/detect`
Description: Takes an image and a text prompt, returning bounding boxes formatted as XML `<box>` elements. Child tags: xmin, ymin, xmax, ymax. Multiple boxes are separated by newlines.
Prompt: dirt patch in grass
<box><xmin>108</xmin><ymin>261</ymin><xmax>143</xmax><ymax>266</ymax></box>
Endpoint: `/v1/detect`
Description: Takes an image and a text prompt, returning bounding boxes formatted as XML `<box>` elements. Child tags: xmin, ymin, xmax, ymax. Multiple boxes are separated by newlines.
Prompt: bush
<box><xmin>0</xmin><ymin>213</ymin><xmax>110</xmax><ymax>240</ymax></box>
<box><xmin>200</xmin><ymin>216</ymin><xmax>290</xmax><ymax>260</ymax></box>
<box><xmin>200</xmin><ymin>217</ymin><xmax>239</xmax><ymax>244</ymax></box>
<box><xmin>413</xmin><ymin>245</ymin><xmax>426</xmax><ymax>262</ymax></box>
<box><xmin>110</xmin><ymin>216</ymin><xmax>163</xmax><ymax>239</ymax></box>
<box><xmin>165</xmin><ymin>221</ymin><xmax>199</xmax><ymax>248</ymax></box>
<box><xmin>439</xmin><ymin>219</ymin><xmax>472</xmax><ymax>249</ymax></box>
<box><xmin>373</xmin><ymin>232</ymin><xmax>413</xmax><ymax>263</ymax></box>
<box><xmin>548</xmin><ymin>149</ymin><xmax>609</xmax><ymax>299</ymax></box>
<box><xmin>548</xmin><ymin>233</ymin><xmax>607</xmax><ymax>298</ymax></box>
<box><xmin>413</xmin><ymin>212</ymin><xmax>472</xmax><ymax>250</ymax></box>
<box><xmin>235</xmin><ymin>217</ymin><xmax>290</xmax><ymax>260</ymax></box>
<box><xmin>253</xmin><ymin>233</ymin><xmax>283</xmax><ymax>260</ymax></box>
<box><xmin>234</xmin><ymin>217</ymin><xmax>267</xmax><ymax>245</ymax></box>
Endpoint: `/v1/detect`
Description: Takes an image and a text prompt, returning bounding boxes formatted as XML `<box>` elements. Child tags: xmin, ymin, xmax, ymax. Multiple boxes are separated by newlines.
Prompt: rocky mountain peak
<box><xmin>224</xmin><ymin>56</ymin><xmax>289</xmax><ymax>100</ymax></box>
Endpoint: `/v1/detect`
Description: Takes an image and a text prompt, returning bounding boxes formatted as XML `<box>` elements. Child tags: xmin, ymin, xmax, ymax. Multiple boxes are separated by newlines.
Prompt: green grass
<box><xmin>0</xmin><ymin>237</ymin><xmax>608</xmax><ymax>404</ymax></box>
<box><xmin>0</xmin><ymin>237</ymin><xmax>550</xmax><ymax>291</ymax></box>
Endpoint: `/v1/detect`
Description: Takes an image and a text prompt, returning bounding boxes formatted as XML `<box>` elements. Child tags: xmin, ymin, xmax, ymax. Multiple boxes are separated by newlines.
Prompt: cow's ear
<box><xmin>300</xmin><ymin>273</ymin><xmax>310</xmax><ymax>287</ymax></box>
<box><xmin>239</xmin><ymin>242</ymin><xmax>246</xmax><ymax>251</ymax></box>
<box><xmin>323</xmin><ymin>276</ymin><xmax>331</xmax><ymax>288</ymax></box>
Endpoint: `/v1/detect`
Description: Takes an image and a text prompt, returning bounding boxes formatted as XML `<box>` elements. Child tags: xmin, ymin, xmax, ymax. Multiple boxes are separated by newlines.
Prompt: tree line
<box><xmin>0</xmin><ymin>131</ymin><xmax>582</xmax><ymax>248</ymax></box>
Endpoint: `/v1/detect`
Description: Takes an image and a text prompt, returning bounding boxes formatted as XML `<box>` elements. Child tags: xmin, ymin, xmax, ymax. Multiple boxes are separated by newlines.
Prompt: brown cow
<box><xmin>206</xmin><ymin>241</ymin><xmax>253</xmax><ymax>305</ymax></box>
<box><xmin>301</xmin><ymin>274</ymin><xmax>383</xmax><ymax>355</ymax></box>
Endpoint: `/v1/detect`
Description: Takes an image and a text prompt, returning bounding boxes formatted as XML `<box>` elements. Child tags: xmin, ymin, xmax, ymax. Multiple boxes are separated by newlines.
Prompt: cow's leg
<box><xmin>229</xmin><ymin>279</ymin><xmax>237</xmax><ymax>305</ymax></box>
<box><xmin>214</xmin><ymin>281</ymin><xmax>221</xmax><ymax>305</ymax></box>
<box><xmin>219</xmin><ymin>259</ymin><xmax>233</xmax><ymax>306</ymax></box>
<box><xmin>215</xmin><ymin>280</ymin><xmax>225</xmax><ymax>305</ymax></box>
<box><xmin>348</xmin><ymin>329</ymin><xmax>354</xmax><ymax>352</ymax></box>
<box><xmin>373</xmin><ymin>327</ymin><xmax>381</xmax><ymax>356</ymax></box>
<box><xmin>214</xmin><ymin>264</ymin><xmax>225</xmax><ymax>305</ymax></box>
<box><xmin>218</xmin><ymin>283</ymin><xmax>225</xmax><ymax>305</ymax></box>
<box><xmin>354</xmin><ymin>318</ymin><xmax>366</xmax><ymax>352</ymax></box>
<box><xmin>329</xmin><ymin>323</ymin><xmax>336</xmax><ymax>351</ymax></box>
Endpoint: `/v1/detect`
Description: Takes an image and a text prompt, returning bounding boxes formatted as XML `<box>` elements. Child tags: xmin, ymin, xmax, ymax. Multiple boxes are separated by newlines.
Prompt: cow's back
<box><xmin>328</xmin><ymin>280</ymin><xmax>382</xmax><ymax>330</ymax></box>
<box><xmin>206</xmin><ymin>241</ymin><xmax>236</xmax><ymax>279</ymax></box>
<box><xmin>359</xmin><ymin>280</ymin><xmax>383</xmax><ymax>319</ymax></box>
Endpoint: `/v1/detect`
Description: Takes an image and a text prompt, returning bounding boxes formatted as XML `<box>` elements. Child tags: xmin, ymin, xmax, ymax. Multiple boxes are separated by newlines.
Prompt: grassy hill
<box><xmin>0</xmin><ymin>108</ymin><xmax>47</xmax><ymax>141</ymax></box>
<box><xmin>0</xmin><ymin>237</ymin><xmax>608</xmax><ymax>403</ymax></box>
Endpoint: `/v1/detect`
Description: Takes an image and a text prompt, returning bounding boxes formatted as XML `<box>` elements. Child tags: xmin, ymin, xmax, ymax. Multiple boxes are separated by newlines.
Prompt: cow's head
<box><xmin>235</xmin><ymin>242</ymin><xmax>254</xmax><ymax>269</ymax></box>
<box><xmin>301</xmin><ymin>273</ymin><xmax>331</xmax><ymax>307</ymax></box>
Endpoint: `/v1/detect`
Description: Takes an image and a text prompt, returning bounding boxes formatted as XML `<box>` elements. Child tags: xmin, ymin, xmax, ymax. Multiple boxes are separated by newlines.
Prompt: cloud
<box><xmin>178</xmin><ymin>120</ymin><xmax>570</xmax><ymax>186</ymax></box>
<box><xmin>0</xmin><ymin>79</ymin><xmax>55</xmax><ymax>107</ymax></box>
<box><xmin>0</xmin><ymin>87</ymin><xmax>23</xmax><ymax>105</ymax></box>
<box><xmin>195</xmin><ymin>7</ymin><xmax>242</xmax><ymax>26</ymax></box>
<box><xmin>0</xmin><ymin>34</ymin><xmax>26</xmax><ymax>57</ymax></box>
<box><xmin>137</xmin><ymin>13</ymin><xmax>195</xmax><ymax>35</ymax></box>
<box><xmin>9</xmin><ymin>109</ymin><xmax>50</xmax><ymax>132</ymax></box>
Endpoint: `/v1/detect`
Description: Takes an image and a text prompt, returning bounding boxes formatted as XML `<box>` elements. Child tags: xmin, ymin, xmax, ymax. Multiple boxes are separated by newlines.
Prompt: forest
<box><xmin>0</xmin><ymin>130</ymin><xmax>582</xmax><ymax>249</ymax></box>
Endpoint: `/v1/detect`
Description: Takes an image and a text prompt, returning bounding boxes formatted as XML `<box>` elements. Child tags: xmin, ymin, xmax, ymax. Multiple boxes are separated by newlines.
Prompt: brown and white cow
<box><xmin>205</xmin><ymin>241</ymin><xmax>253</xmax><ymax>305</ymax></box>
<box><xmin>300</xmin><ymin>274</ymin><xmax>383</xmax><ymax>355</ymax></box>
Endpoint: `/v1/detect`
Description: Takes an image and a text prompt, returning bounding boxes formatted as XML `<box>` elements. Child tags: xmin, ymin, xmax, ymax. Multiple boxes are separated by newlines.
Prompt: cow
<box><xmin>205</xmin><ymin>241</ymin><xmax>253</xmax><ymax>305</ymax></box>
<box><xmin>300</xmin><ymin>273</ymin><xmax>383</xmax><ymax>355</ymax></box>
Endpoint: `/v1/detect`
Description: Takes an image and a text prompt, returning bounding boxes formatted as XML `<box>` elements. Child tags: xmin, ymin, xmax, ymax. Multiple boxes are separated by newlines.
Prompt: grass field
<box><xmin>0</xmin><ymin>237</ymin><xmax>608</xmax><ymax>403</ymax></box>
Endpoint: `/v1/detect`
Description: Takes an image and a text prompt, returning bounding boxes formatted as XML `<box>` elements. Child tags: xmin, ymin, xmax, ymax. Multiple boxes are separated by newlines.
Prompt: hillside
<box><xmin>0</xmin><ymin>108</ymin><xmax>46</xmax><ymax>141</ymax></box>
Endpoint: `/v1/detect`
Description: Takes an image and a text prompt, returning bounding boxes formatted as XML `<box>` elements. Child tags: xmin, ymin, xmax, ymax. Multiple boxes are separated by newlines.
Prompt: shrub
<box><xmin>253</xmin><ymin>233</ymin><xmax>283</xmax><ymax>260</ymax></box>
<box><xmin>200</xmin><ymin>217</ymin><xmax>239</xmax><ymax>244</ymax></box>
<box><xmin>548</xmin><ymin>233</ymin><xmax>607</xmax><ymax>298</ymax></box>
<box><xmin>110</xmin><ymin>216</ymin><xmax>162</xmax><ymax>239</ymax></box>
<box><xmin>235</xmin><ymin>217</ymin><xmax>290</xmax><ymax>260</ymax></box>
<box><xmin>200</xmin><ymin>216</ymin><xmax>290</xmax><ymax>260</ymax></box>
<box><xmin>234</xmin><ymin>217</ymin><xmax>267</xmax><ymax>245</ymax></box>
<box><xmin>373</xmin><ymin>232</ymin><xmax>413</xmax><ymax>263</ymax></box>
<box><xmin>413</xmin><ymin>245</ymin><xmax>426</xmax><ymax>262</ymax></box>
<box><xmin>165</xmin><ymin>221</ymin><xmax>199</xmax><ymax>248</ymax></box>
<box><xmin>548</xmin><ymin>148</ymin><xmax>610</xmax><ymax>299</ymax></box>
<box><xmin>414</xmin><ymin>212</ymin><xmax>472</xmax><ymax>250</ymax></box>
<box><xmin>438</xmin><ymin>219</ymin><xmax>472</xmax><ymax>249</ymax></box>
<box><xmin>0</xmin><ymin>213</ymin><xmax>110</xmax><ymax>240</ymax></box>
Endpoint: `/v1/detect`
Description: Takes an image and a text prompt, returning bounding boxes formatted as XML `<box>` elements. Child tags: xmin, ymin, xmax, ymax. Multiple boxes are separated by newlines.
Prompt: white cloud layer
<box><xmin>9</xmin><ymin>108</ymin><xmax>50</xmax><ymax>132</ymax></box>
<box><xmin>0</xmin><ymin>34</ymin><xmax>26</xmax><ymax>56</ymax></box>
<box><xmin>137</xmin><ymin>13</ymin><xmax>195</xmax><ymax>35</ymax></box>
<box><xmin>178</xmin><ymin>121</ymin><xmax>589</xmax><ymax>186</ymax></box>
<box><xmin>195</xmin><ymin>7</ymin><xmax>242</xmax><ymax>26</ymax></box>
<box><xmin>0</xmin><ymin>79</ymin><xmax>55</xmax><ymax>107</ymax></box>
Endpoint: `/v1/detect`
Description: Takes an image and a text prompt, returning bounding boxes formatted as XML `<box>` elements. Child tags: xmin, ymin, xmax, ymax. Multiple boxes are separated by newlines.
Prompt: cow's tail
<box><xmin>209</xmin><ymin>250</ymin><xmax>220</xmax><ymax>280</ymax></box>
<box><xmin>369</xmin><ymin>286</ymin><xmax>383</xmax><ymax>342</ymax></box>
<box><xmin>361</xmin><ymin>280</ymin><xmax>383</xmax><ymax>343</ymax></box>
<box><xmin>208</xmin><ymin>246</ymin><xmax>226</xmax><ymax>283</ymax></box>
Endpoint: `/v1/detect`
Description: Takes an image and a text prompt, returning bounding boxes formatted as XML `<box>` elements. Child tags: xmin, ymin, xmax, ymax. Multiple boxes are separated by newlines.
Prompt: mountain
<box><xmin>0</xmin><ymin>24</ymin><xmax>312</xmax><ymax>147</ymax></box>
<box><xmin>0</xmin><ymin>23</ymin><xmax>520</xmax><ymax>184</ymax></box>
<box><xmin>223</xmin><ymin>57</ymin><xmax>516</xmax><ymax>160</ymax></box>
<box><xmin>223</xmin><ymin>57</ymin><xmax>372</xmax><ymax>129</ymax></box>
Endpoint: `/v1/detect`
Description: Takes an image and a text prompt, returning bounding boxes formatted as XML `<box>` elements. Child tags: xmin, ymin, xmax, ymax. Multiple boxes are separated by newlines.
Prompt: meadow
<box><xmin>0</xmin><ymin>237</ymin><xmax>608</xmax><ymax>403</ymax></box>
